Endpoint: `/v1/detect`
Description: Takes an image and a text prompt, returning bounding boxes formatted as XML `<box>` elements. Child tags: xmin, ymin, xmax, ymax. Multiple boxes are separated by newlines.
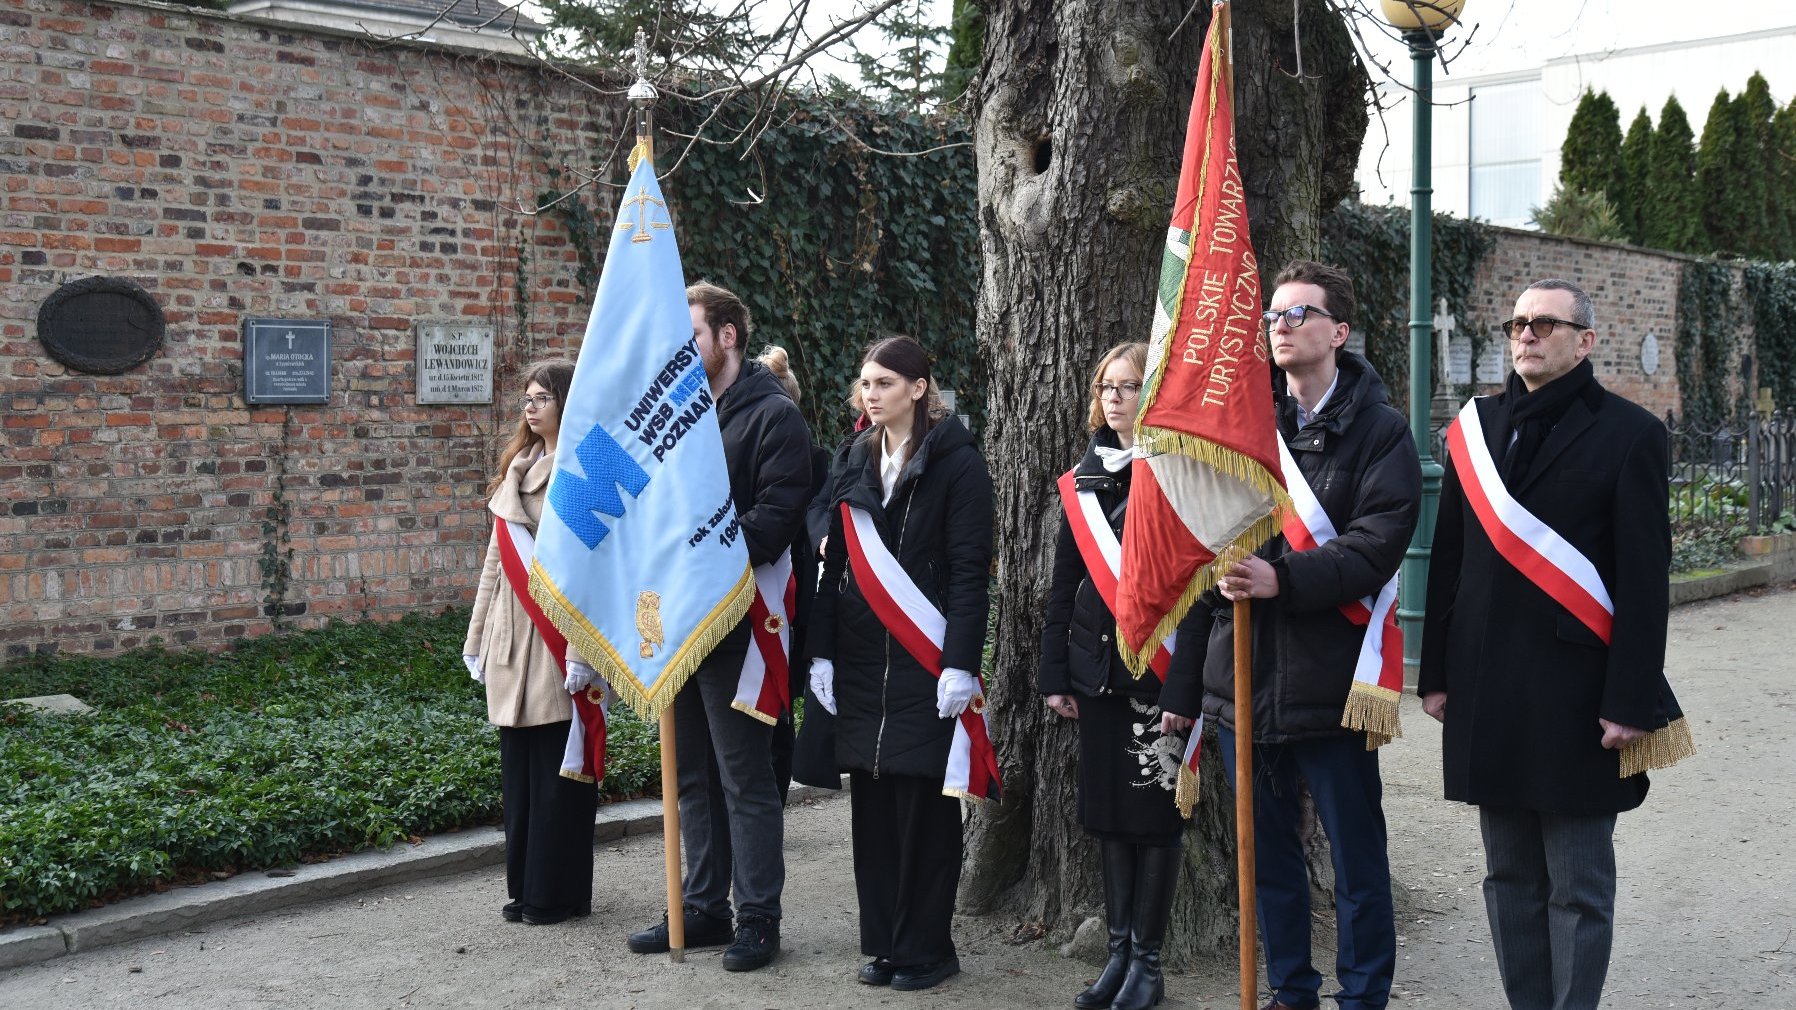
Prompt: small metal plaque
<box><xmin>244</xmin><ymin>319</ymin><xmax>331</xmax><ymax>404</ymax></box>
<box><xmin>1640</xmin><ymin>333</ymin><xmax>1660</xmax><ymax>376</ymax></box>
<box><xmin>35</xmin><ymin>276</ymin><xmax>165</xmax><ymax>375</ymax></box>
<box><xmin>415</xmin><ymin>323</ymin><xmax>495</xmax><ymax>404</ymax></box>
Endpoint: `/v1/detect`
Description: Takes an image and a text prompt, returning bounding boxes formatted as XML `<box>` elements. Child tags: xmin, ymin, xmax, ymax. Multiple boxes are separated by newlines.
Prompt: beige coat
<box><xmin>463</xmin><ymin>449</ymin><xmax>577</xmax><ymax>729</ymax></box>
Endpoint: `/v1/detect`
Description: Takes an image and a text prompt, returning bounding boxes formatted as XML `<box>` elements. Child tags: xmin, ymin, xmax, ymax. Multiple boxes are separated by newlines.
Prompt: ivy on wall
<box><xmin>1743</xmin><ymin>262</ymin><xmax>1796</xmax><ymax>412</ymax></box>
<box><xmin>1674</xmin><ymin>259</ymin><xmax>1738</xmax><ymax>428</ymax></box>
<box><xmin>1321</xmin><ymin>201</ymin><xmax>1497</xmax><ymax>411</ymax></box>
<box><xmin>543</xmin><ymin>99</ymin><xmax>981</xmax><ymax>443</ymax></box>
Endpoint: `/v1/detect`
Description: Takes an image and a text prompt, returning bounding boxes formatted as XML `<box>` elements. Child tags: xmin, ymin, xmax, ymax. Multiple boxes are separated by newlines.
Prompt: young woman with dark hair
<box><xmin>462</xmin><ymin>358</ymin><xmax>600</xmax><ymax>926</ymax></box>
<box><xmin>806</xmin><ymin>335</ymin><xmax>995</xmax><ymax>992</ymax></box>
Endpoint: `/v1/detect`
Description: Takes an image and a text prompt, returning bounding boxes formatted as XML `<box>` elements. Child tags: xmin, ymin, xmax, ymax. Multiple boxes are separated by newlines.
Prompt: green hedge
<box><xmin>0</xmin><ymin>613</ymin><xmax>658</xmax><ymax>923</ymax></box>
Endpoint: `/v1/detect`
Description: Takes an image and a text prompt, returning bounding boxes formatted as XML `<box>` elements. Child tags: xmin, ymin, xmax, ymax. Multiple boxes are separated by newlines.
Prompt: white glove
<box><xmin>564</xmin><ymin>659</ymin><xmax>597</xmax><ymax>694</ymax></box>
<box><xmin>463</xmin><ymin>655</ymin><xmax>485</xmax><ymax>684</ymax></box>
<box><xmin>809</xmin><ymin>658</ymin><xmax>837</xmax><ymax>715</ymax></box>
<box><xmin>937</xmin><ymin>667</ymin><xmax>978</xmax><ymax>719</ymax></box>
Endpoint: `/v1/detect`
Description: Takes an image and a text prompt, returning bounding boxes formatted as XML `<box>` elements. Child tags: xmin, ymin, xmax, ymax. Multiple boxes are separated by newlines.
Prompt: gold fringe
<box><xmin>1619</xmin><ymin>716</ymin><xmax>1696</xmax><ymax>778</ymax></box>
<box><xmin>529</xmin><ymin>561</ymin><xmax>755</xmax><ymax>722</ymax></box>
<box><xmin>1340</xmin><ymin>681</ymin><xmax>1402</xmax><ymax>750</ymax></box>
<box><xmin>728</xmin><ymin>699</ymin><xmax>779</xmax><ymax>726</ymax></box>
<box><xmin>1174</xmin><ymin>764</ymin><xmax>1201</xmax><ymax>819</ymax></box>
<box><xmin>941</xmin><ymin>788</ymin><xmax>992</xmax><ymax>805</ymax></box>
<box><xmin>1119</xmin><ymin>507</ymin><xmax>1288</xmax><ymax>677</ymax></box>
<box><xmin>559</xmin><ymin>769</ymin><xmax>596</xmax><ymax>784</ymax></box>
<box><xmin>626</xmin><ymin>138</ymin><xmax>652</xmax><ymax>172</ymax></box>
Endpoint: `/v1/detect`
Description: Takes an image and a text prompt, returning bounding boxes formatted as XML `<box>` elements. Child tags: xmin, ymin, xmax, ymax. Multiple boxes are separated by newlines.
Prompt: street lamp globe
<box><xmin>1378</xmin><ymin>0</ymin><xmax>1466</xmax><ymax>34</ymax></box>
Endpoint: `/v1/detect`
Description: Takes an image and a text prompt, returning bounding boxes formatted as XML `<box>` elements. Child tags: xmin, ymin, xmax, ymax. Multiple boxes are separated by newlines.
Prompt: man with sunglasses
<box><xmin>1420</xmin><ymin>279</ymin><xmax>1689</xmax><ymax>1010</ymax></box>
<box><xmin>1164</xmin><ymin>260</ymin><xmax>1420</xmax><ymax>1010</ymax></box>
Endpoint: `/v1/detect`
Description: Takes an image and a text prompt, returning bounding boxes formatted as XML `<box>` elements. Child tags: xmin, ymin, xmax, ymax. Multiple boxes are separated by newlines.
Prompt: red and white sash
<box><xmin>1445</xmin><ymin>399</ymin><xmax>1614</xmax><ymax>644</ymax></box>
<box><xmin>730</xmin><ymin>551</ymin><xmax>798</xmax><ymax>725</ymax></box>
<box><xmin>494</xmin><ymin>517</ymin><xmax>608</xmax><ymax>785</ymax></box>
<box><xmin>839</xmin><ymin>503</ymin><xmax>1002</xmax><ymax>802</ymax></box>
<box><xmin>1057</xmin><ymin>469</ymin><xmax>1202</xmax><ymax>815</ymax></box>
<box><xmin>1276</xmin><ymin>439</ymin><xmax>1405</xmax><ymax>748</ymax></box>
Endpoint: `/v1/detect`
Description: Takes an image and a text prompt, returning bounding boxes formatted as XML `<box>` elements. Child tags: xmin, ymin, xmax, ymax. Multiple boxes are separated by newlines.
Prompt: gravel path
<box><xmin>3</xmin><ymin>585</ymin><xmax>1790</xmax><ymax>1009</ymax></box>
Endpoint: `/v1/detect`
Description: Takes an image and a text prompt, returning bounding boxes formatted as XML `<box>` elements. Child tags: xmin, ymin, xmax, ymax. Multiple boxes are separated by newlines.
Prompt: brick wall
<box><xmin>1466</xmin><ymin>226</ymin><xmax>1753</xmax><ymax>421</ymax></box>
<box><xmin>0</xmin><ymin>0</ymin><xmax>621</xmax><ymax>658</ymax></box>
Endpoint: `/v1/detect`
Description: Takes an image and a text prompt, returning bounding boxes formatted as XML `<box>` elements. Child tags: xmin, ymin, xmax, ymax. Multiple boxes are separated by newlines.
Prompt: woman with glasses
<box><xmin>1038</xmin><ymin>342</ymin><xmax>1197</xmax><ymax>1010</ymax></box>
<box><xmin>462</xmin><ymin>358</ymin><xmax>599</xmax><ymax>926</ymax></box>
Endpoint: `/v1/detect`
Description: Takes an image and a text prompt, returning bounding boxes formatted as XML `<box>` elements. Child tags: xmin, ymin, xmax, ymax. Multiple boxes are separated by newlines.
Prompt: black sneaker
<box><xmin>720</xmin><ymin>913</ymin><xmax>780</xmax><ymax>972</ymax></box>
<box><xmin>890</xmin><ymin>955</ymin><xmax>961</xmax><ymax>991</ymax></box>
<box><xmin>626</xmin><ymin>904</ymin><xmax>733</xmax><ymax>954</ymax></box>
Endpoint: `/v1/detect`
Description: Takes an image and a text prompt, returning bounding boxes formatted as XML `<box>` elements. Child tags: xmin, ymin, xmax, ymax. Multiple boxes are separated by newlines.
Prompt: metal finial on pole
<box><xmin>628</xmin><ymin>27</ymin><xmax>657</xmax><ymax>150</ymax></box>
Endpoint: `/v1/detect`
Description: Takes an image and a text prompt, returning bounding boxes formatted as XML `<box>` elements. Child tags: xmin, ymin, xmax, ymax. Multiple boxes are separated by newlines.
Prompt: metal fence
<box><xmin>1667</xmin><ymin>409</ymin><xmax>1796</xmax><ymax>542</ymax></box>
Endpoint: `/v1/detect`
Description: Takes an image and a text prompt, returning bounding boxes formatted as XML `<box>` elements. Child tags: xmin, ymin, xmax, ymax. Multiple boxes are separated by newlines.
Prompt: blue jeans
<box><xmin>1219</xmin><ymin>729</ymin><xmax>1395</xmax><ymax>1010</ymax></box>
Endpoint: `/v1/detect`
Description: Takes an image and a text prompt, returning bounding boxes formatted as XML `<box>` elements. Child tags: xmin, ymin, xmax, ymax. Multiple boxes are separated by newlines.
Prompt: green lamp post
<box><xmin>1380</xmin><ymin>0</ymin><xmax>1467</xmax><ymax>681</ymax></box>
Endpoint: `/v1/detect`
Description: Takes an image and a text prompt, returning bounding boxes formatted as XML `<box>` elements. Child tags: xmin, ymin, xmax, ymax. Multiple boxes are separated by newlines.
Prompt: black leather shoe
<box><xmin>501</xmin><ymin>900</ymin><xmax>524</xmax><ymax>923</ymax></box>
<box><xmin>858</xmin><ymin>958</ymin><xmax>897</xmax><ymax>986</ymax></box>
<box><xmin>721</xmin><ymin>913</ymin><xmax>780</xmax><ymax>971</ymax></box>
<box><xmin>522</xmin><ymin>905</ymin><xmax>570</xmax><ymax>926</ymax></box>
<box><xmin>890</xmin><ymin>955</ymin><xmax>961</xmax><ymax>992</ymax></box>
<box><xmin>626</xmin><ymin>905</ymin><xmax>734</xmax><ymax>953</ymax></box>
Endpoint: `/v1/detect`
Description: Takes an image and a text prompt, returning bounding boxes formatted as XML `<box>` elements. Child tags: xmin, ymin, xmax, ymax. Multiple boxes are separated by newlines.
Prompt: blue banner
<box><xmin>529</xmin><ymin>143</ymin><xmax>752</xmax><ymax>718</ymax></box>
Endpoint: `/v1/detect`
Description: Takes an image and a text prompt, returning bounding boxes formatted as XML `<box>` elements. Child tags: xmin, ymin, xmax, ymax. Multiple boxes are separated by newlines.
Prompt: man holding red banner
<box><xmin>1167</xmin><ymin>260</ymin><xmax>1420</xmax><ymax>1010</ymax></box>
<box><xmin>1420</xmin><ymin>278</ymin><xmax>1692</xmax><ymax>1010</ymax></box>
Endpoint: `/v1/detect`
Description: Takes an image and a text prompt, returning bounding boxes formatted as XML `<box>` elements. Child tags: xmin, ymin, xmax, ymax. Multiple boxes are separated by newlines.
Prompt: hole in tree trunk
<box><xmin>1032</xmin><ymin>136</ymin><xmax>1052</xmax><ymax>174</ymax></box>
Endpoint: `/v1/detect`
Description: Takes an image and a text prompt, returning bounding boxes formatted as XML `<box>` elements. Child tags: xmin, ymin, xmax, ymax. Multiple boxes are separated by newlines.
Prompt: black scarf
<box><xmin>1500</xmin><ymin>358</ymin><xmax>1596</xmax><ymax>481</ymax></box>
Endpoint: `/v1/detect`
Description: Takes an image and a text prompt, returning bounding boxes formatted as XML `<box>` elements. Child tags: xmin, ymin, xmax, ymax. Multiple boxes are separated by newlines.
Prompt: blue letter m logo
<box><xmin>548</xmin><ymin>425</ymin><xmax>651</xmax><ymax>549</ymax></box>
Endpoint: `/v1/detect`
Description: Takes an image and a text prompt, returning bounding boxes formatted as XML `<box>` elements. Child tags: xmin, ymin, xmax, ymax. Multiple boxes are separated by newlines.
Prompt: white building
<box><xmin>226</xmin><ymin>0</ymin><xmax>545</xmax><ymax>56</ymax></box>
<box><xmin>1356</xmin><ymin>19</ymin><xmax>1796</xmax><ymax>228</ymax></box>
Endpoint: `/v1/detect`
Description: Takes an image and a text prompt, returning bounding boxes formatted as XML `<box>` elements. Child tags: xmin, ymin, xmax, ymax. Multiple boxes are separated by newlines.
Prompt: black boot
<box><xmin>1075</xmin><ymin>840</ymin><xmax>1136</xmax><ymax>1009</ymax></box>
<box><xmin>1111</xmin><ymin>845</ymin><xmax>1178</xmax><ymax>1010</ymax></box>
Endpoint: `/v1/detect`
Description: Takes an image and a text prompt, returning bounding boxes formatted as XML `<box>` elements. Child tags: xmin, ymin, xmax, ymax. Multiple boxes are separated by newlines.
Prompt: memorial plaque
<box><xmin>1640</xmin><ymin>332</ymin><xmax>1660</xmax><ymax>376</ymax></box>
<box><xmin>36</xmin><ymin>276</ymin><xmax>165</xmax><ymax>375</ymax></box>
<box><xmin>415</xmin><ymin>323</ymin><xmax>495</xmax><ymax>404</ymax></box>
<box><xmin>244</xmin><ymin>319</ymin><xmax>331</xmax><ymax>404</ymax></box>
<box><xmin>1476</xmin><ymin>340</ymin><xmax>1507</xmax><ymax>383</ymax></box>
<box><xmin>1446</xmin><ymin>335</ymin><xmax>1473</xmax><ymax>384</ymax></box>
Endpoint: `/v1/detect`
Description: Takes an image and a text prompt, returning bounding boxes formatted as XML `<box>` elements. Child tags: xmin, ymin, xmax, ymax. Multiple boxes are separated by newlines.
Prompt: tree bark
<box><xmin>965</xmin><ymin>0</ymin><xmax>1367</xmax><ymax>967</ymax></box>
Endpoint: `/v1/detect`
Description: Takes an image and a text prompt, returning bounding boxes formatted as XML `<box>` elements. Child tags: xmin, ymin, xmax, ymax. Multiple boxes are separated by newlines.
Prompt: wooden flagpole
<box><xmin>626</xmin><ymin>27</ymin><xmax>685</xmax><ymax>966</ymax></box>
<box><xmin>1233</xmin><ymin>597</ymin><xmax>1257</xmax><ymax>1010</ymax></box>
<box><xmin>658</xmin><ymin>707</ymin><xmax>686</xmax><ymax>962</ymax></box>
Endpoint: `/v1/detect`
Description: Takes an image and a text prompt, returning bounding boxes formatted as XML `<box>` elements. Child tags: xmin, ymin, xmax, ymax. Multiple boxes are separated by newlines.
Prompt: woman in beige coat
<box><xmin>462</xmin><ymin>358</ymin><xmax>598</xmax><ymax>926</ymax></box>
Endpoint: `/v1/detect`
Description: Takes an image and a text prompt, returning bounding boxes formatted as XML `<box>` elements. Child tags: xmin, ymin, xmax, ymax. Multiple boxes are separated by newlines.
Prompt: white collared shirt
<box><xmin>880</xmin><ymin>432</ymin><xmax>910</xmax><ymax>506</ymax></box>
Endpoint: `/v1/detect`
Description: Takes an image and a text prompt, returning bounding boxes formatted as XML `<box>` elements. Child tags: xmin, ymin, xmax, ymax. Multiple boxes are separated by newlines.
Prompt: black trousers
<box><xmin>499</xmin><ymin>721</ymin><xmax>598</xmax><ymax>915</ymax></box>
<box><xmin>1479</xmin><ymin>806</ymin><xmax>1618</xmax><ymax>1010</ymax></box>
<box><xmin>849</xmin><ymin>770</ymin><xmax>962</xmax><ymax>966</ymax></box>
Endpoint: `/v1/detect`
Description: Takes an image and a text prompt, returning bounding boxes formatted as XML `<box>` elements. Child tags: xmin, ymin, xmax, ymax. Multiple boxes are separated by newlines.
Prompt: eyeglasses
<box><xmin>1262</xmin><ymin>304</ymin><xmax>1337</xmax><ymax>331</ymax></box>
<box><xmin>519</xmin><ymin>394</ymin><xmax>557</xmax><ymax>410</ymax></box>
<box><xmin>1093</xmin><ymin>381</ymin><xmax>1143</xmax><ymax>401</ymax></box>
<box><xmin>1501</xmin><ymin>316</ymin><xmax>1586</xmax><ymax>340</ymax></box>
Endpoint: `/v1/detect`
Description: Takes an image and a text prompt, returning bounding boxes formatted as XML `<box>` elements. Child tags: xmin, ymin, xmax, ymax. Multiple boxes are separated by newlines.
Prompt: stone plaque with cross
<box><xmin>244</xmin><ymin>318</ymin><xmax>331</xmax><ymax>404</ymax></box>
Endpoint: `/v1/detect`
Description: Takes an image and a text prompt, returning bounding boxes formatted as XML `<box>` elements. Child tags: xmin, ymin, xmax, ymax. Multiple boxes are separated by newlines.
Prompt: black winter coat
<box><xmin>1173</xmin><ymin>352</ymin><xmax>1421</xmax><ymax>743</ymax></box>
<box><xmin>1037</xmin><ymin>428</ymin><xmax>1203</xmax><ymax>714</ymax></box>
<box><xmin>809</xmin><ymin>416</ymin><xmax>994</xmax><ymax>780</ymax></box>
<box><xmin>1419</xmin><ymin>371</ymin><xmax>1677</xmax><ymax>815</ymax></box>
<box><xmin>709</xmin><ymin>360</ymin><xmax>814</xmax><ymax>658</ymax></box>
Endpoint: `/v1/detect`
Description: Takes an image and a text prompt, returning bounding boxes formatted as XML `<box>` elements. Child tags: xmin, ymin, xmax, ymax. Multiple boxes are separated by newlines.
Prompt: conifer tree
<box><xmin>941</xmin><ymin>0</ymin><xmax>984</xmax><ymax>108</ymax></box>
<box><xmin>1695</xmin><ymin>88</ymin><xmax>1749</xmax><ymax>255</ymax></box>
<box><xmin>1620</xmin><ymin>106</ymin><xmax>1654</xmax><ymax>245</ymax></box>
<box><xmin>846</xmin><ymin>0</ymin><xmax>951</xmax><ymax>111</ymax></box>
<box><xmin>1560</xmin><ymin>90</ymin><xmax>1626</xmax><ymax>211</ymax></box>
<box><xmin>1772</xmin><ymin>101</ymin><xmax>1796</xmax><ymax>261</ymax></box>
<box><xmin>1646</xmin><ymin>96</ymin><xmax>1702</xmax><ymax>253</ymax></box>
<box><xmin>1738</xmin><ymin>74</ymin><xmax>1780</xmax><ymax>258</ymax></box>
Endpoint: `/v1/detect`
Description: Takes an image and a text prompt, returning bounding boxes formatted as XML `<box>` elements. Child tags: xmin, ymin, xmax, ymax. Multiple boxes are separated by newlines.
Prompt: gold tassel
<box><xmin>529</xmin><ymin>562</ymin><xmax>756</xmax><ymax>721</ymax></box>
<box><xmin>1340</xmin><ymin>681</ymin><xmax>1402</xmax><ymax>750</ymax></box>
<box><xmin>559</xmin><ymin>769</ymin><xmax>596</xmax><ymax>784</ymax></box>
<box><xmin>728</xmin><ymin>700</ymin><xmax>779</xmax><ymax>726</ymax></box>
<box><xmin>1175</xmin><ymin>764</ymin><xmax>1201</xmax><ymax>818</ymax></box>
<box><xmin>1619</xmin><ymin>716</ymin><xmax>1696</xmax><ymax>778</ymax></box>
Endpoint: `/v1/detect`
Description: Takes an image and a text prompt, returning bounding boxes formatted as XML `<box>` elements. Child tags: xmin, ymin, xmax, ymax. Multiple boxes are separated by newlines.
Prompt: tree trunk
<box><xmin>965</xmin><ymin>0</ymin><xmax>1367</xmax><ymax>967</ymax></box>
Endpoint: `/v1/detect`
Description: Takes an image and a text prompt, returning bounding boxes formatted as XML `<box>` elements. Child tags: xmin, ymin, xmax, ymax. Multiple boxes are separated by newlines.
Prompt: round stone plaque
<box><xmin>1640</xmin><ymin>332</ymin><xmax>1660</xmax><ymax>376</ymax></box>
<box><xmin>35</xmin><ymin>276</ymin><xmax>166</xmax><ymax>375</ymax></box>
